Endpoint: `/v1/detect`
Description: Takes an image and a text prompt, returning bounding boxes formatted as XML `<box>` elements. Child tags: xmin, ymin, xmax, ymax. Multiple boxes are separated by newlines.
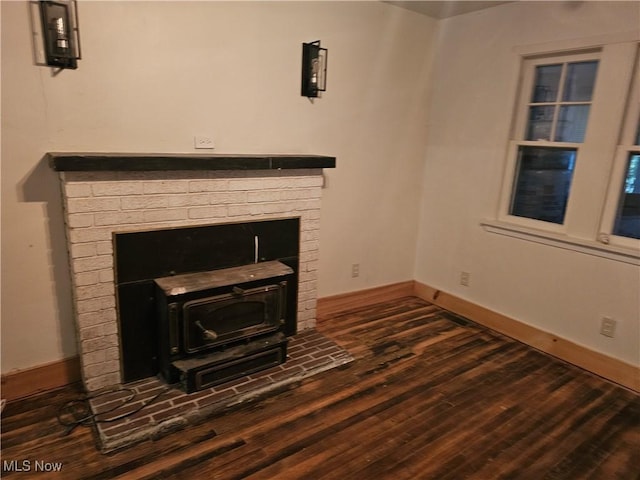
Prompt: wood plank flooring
<box><xmin>2</xmin><ymin>297</ymin><xmax>639</xmax><ymax>479</ymax></box>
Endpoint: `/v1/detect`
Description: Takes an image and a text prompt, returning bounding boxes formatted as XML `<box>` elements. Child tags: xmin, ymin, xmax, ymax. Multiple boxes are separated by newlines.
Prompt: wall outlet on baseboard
<box><xmin>460</xmin><ymin>271</ymin><xmax>471</xmax><ymax>287</ymax></box>
<box><xmin>600</xmin><ymin>317</ymin><xmax>616</xmax><ymax>338</ymax></box>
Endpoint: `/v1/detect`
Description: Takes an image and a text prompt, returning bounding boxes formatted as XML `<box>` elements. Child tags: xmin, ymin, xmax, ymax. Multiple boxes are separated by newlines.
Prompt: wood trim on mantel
<box><xmin>47</xmin><ymin>152</ymin><xmax>337</xmax><ymax>172</ymax></box>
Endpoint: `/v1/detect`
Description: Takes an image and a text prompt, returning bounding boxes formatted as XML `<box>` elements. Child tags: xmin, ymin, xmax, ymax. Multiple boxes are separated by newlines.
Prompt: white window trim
<box><xmin>491</xmin><ymin>36</ymin><xmax>640</xmax><ymax>262</ymax></box>
<box><xmin>599</xmin><ymin>48</ymin><xmax>640</xmax><ymax>250</ymax></box>
<box><xmin>480</xmin><ymin>219</ymin><xmax>639</xmax><ymax>265</ymax></box>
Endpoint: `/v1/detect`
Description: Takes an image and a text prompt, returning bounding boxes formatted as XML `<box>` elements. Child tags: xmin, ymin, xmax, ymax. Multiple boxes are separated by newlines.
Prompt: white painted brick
<box><xmin>74</xmin><ymin>271</ymin><xmax>100</xmax><ymax>287</ymax></box>
<box><xmin>299</xmin><ymin>280</ymin><xmax>317</xmax><ymax>293</ymax></box>
<box><xmin>96</xmin><ymin>241</ymin><xmax>113</xmax><ymax>255</ymax></box>
<box><xmin>99</xmin><ymin>268</ymin><xmax>114</xmax><ymax>283</ymax></box>
<box><xmin>247</xmin><ymin>191</ymin><xmax>281</xmax><ymax>203</ymax></box>
<box><xmin>86</xmin><ymin>372</ymin><xmax>121</xmax><ymax>392</ymax></box>
<box><xmin>228</xmin><ymin>178</ymin><xmax>284</xmax><ymax>191</ymax></box>
<box><xmin>189</xmin><ymin>179</ymin><xmax>230</xmax><ymax>192</ymax></box>
<box><xmin>259</xmin><ymin>203</ymin><xmax>294</xmax><ymax>215</ymax></box>
<box><xmin>67</xmin><ymin>213</ymin><xmax>94</xmax><ymax>228</ymax></box>
<box><xmin>82</xmin><ymin>334</ymin><xmax>118</xmax><ymax>354</ymax></box>
<box><xmin>299</xmin><ymin>270</ymin><xmax>318</xmax><ymax>283</ymax></box>
<box><xmin>294</xmin><ymin>176</ymin><xmax>324</xmax><ymax>188</ymax></box>
<box><xmin>144</xmin><ymin>208</ymin><xmax>188</xmax><ymax>223</ymax></box>
<box><xmin>303</xmin><ymin>299</ymin><xmax>317</xmax><ymax>310</ymax></box>
<box><xmin>210</xmin><ymin>192</ymin><xmax>247</xmax><ymax>204</ymax></box>
<box><xmin>83</xmin><ymin>349</ymin><xmax>107</xmax><ymax>366</ymax></box>
<box><xmin>71</xmin><ymin>243</ymin><xmax>97</xmax><ymax>259</ymax></box>
<box><xmin>76</xmin><ymin>283</ymin><xmax>114</xmax><ymax>299</ymax></box>
<box><xmin>300</xmin><ymin>250</ymin><xmax>319</xmax><ymax>263</ymax></box>
<box><xmin>69</xmin><ymin>227</ymin><xmax>113</xmax><ymax>244</ymax></box>
<box><xmin>80</xmin><ymin>324</ymin><xmax>105</xmax><ymax>341</ymax></box>
<box><xmin>301</xmin><ymin>230</ymin><xmax>320</xmax><ymax>242</ymax></box>
<box><xmin>188</xmin><ymin>206</ymin><xmax>228</xmax><ymax>219</ymax></box>
<box><xmin>227</xmin><ymin>205</ymin><xmax>256</xmax><ymax>217</ymax></box>
<box><xmin>302</xmin><ymin>260</ymin><xmax>319</xmax><ymax>272</ymax></box>
<box><xmin>298</xmin><ymin>289</ymin><xmax>316</xmax><ymax>303</ymax></box>
<box><xmin>103</xmin><ymin>321</ymin><xmax>119</xmax><ymax>336</ymax></box>
<box><xmin>143</xmin><ymin>181</ymin><xmax>188</xmax><ymax>194</ymax></box>
<box><xmin>301</xmin><ymin>209</ymin><xmax>322</xmax><ymax>221</ymax></box>
<box><xmin>85</xmin><ymin>360</ymin><xmax>119</xmax><ymax>378</ymax></box>
<box><xmin>64</xmin><ymin>183</ymin><xmax>92</xmax><ymax>198</ymax></box>
<box><xmin>73</xmin><ymin>255</ymin><xmax>113</xmax><ymax>274</ymax></box>
<box><xmin>300</xmin><ymin>240</ymin><xmax>319</xmax><ymax>253</ymax></box>
<box><xmin>121</xmin><ymin>196</ymin><xmax>168</xmax><ymax>210</ymax></box>
<box><xmin>94</xmin><ymin>211</ymin><xmax>145</xmax><ymax>226</ymax></box>
<box><xmin>301</xmin><ymin>219</ymin><xmax>321</xmax><ymax>231</ymax></box>
<box><xmin>67</xmin><ymin>197</ymin><xmax>121</xmax><ymax>214</ymax></box>
<box><xmin>281</xmin><ymin>189</ymin><xmax>322</xmax><ymax>200</ymax></box>
<box><xmin>105</xmin><ymin>347</ymin><xmax>119</xmax><ymax>361</ymax></box>
<box><xmin>294</xmin><ymin>199</ymin><xmax>322</xmax><ymax>212</ymax></box>
<box><xmin>168</xmin><ymin>193</ymin><xmax>210</xmax><ymax>207</ymax></box>
<box><xmin>76</xmin><ymin>295</ymin><xmax>116</xmax><ymax>314</ymax></box>
<box><xmin>92</xmin><ymin>182</ymin><xmax>143</xmax><ymax>197</ymax></box>
<box><xmin>79</xmin><ymin>310</ymin><xmax>117</xmax><ymax>328</ymax></box>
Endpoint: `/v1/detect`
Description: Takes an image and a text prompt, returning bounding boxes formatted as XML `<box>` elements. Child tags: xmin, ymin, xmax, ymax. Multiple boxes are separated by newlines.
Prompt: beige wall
<box><xmin>414</xmin><ymin>1</ymin><xmax>640</xmax><ymax>366</ymax></box>
<box><xmin>1</xmin><ymin>1</ymin><xmax>436</xmax><ymax>373</ymax></box>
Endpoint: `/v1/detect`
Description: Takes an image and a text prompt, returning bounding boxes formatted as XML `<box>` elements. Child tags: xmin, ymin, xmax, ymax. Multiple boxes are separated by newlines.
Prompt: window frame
<box><xmin>599</xmin><ymin>49</ymin><xmax>640</xmax><ymax>249</ymax></box>
<box><xmin>492</xmin><ymin>39</ymin><xmax>640</xmax><ymax>262</ymax></box>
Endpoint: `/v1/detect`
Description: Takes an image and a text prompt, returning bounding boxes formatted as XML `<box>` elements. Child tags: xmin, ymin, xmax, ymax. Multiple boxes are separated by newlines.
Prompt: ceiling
<box><xmin>387</xmin><ymin>1</ymin><xmax>512</xmax><ymax>19</ymax></box>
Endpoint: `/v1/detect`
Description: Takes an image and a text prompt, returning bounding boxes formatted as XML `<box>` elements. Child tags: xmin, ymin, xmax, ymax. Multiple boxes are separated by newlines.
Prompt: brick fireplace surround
<box><xmin>50</xmin><ymin>153</ymin><xmax>337</xmax><ymax>392</ymax></box>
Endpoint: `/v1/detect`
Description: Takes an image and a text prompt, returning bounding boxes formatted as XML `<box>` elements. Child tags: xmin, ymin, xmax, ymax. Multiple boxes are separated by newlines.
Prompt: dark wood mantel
<box><xmin>47</xmin><ymin>152</ymin><xmax>336</xmax><ymax>172</ymax></box>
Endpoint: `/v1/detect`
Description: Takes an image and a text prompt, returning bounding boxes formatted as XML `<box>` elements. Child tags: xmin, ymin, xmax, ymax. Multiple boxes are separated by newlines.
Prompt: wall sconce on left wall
<box><xmin>34</xmin><ymin>0</ymin><xmax>81</xmax><ymax>70</ymax></box>
<box><xmin>301</xmin><ymin>40</ymin><xmax>327</xmax><ymax>98</ymax></box>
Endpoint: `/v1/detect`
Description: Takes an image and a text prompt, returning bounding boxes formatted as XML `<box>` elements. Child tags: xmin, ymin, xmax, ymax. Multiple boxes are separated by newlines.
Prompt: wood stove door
<box><xmin>183</xmin><ymin>282</ymin><xmax>286</xmax><ymax>354</ymax></box>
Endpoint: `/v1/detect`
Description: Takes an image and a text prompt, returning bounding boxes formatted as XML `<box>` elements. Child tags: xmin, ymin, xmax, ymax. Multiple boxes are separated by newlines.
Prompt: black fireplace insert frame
<box><xmin>114</xmin><ymin>217</ymin><xmax>300</xmax><ymax>383</ymax></box>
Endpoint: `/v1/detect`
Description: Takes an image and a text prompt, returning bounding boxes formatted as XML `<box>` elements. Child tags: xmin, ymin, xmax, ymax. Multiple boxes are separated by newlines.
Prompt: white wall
<box><xmin>1</xmin><ymin>1</ymin><xmax>436</xmax><ymax>373</ymax></box>
<box><xmin>414</xmin><ymin>1</ymin><xmax>640</xmax><ymax>366</ymax></box>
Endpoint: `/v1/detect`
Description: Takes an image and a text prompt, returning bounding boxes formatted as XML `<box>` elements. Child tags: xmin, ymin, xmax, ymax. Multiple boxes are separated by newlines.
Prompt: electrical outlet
<box><xmin>460</xmin><ymin>271</ymin><xmax>471</xmax><ymax>287</ymax></box>
<box><xmin>600</xmin><ymin>317</ymin><xmax>616</xmax><ymax>338</ymax></box>
<box><xmin>351</xmin><ymin>263</ymin><xmax>360</xmax><ymax>278</ymax></box>
<box><xmin>194</xmin><ymin>135</ymin><xmax>215</xmax><ymax>149</ymax></box>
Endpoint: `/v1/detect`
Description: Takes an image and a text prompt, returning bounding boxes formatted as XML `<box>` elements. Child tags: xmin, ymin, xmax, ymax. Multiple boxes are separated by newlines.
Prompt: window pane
<box><xmin>562</xmin><ymin>61</ymin><xmax>598</xmax><ymax>102</ymax></box>
<box><xmin>555</xmin><ymin>105</ymin><xmax>590</xmax><ymax>142</ymax></box>
<box><xmin>532</xmin><ymin>64</ymin><xmax>562</xmax><ymax>102</ymax></box>
<box><xmin>510</xmin><ymin>146</ymin><xmax>576</xmax><ymax>224</ymax></box>
<box><xmin>613</xmin><ymin>154</ymin><xmax>640</xmax><ymax>239</ymax></box>
<box><xmin>526</xmin><ymin>105</ymin><xmax>555</xmax><ymax>141</ymax></box>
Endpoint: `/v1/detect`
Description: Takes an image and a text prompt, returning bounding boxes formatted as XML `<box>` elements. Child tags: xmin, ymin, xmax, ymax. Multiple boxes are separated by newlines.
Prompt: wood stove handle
<box><xmin>195</xmin><ymin>320</ymin><xmax>218</xmax><ymax>341</ymax></box>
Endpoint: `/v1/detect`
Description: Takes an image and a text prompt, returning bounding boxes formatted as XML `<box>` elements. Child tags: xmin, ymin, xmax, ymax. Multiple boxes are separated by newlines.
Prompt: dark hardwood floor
<box><xmin>2</xmin><ymin>297</ymin><xmax>639</xmax><ymax>479</ymax></box>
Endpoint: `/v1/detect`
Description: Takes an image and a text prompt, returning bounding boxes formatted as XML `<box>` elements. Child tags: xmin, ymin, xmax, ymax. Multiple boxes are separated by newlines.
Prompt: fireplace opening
<box><xmin>154</xmin><ymin>261</ymin><xmax>294</xmax><ymax>392</ymax></box>
<box><xmin>114</xmin><ymin>218</ymin><xmax>300</xmax><ymax>386</ymax></box>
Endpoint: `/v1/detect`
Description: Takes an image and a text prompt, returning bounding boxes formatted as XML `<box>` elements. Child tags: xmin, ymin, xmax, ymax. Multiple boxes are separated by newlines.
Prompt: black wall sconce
<box><xmin>301</xmin><ymin>41</ymin><xmax>327</xmax><ymax>98</ymax></box>
<box><xmin>38</xmin><ymin>0</ymin><xmax>81</xmax><ymax>70</ymax></box>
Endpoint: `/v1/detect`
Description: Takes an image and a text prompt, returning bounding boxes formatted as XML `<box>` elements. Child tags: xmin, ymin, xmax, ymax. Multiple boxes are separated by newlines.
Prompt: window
<box><xmin>506</xmin><ymin>51</ymin><xmax>600</xmax><ymax>228</ymax></box>
<box><xmin>494</xmin><ymin>40</ymin><xmax>640</xmax><ymax>260</ymax></box>
<box><xmin>600</xmin><ymin>48</ymin><xmax>640</xmax><ymax>247</ymax></box>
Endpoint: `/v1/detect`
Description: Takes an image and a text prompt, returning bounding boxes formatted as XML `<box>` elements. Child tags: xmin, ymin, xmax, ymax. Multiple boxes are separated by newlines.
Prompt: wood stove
<box><xmin>154</xmin><ymin>261</ymin><xmax>295</xmax><ymax>392</ymax></box>
<box><xmin>114</xmin><ymin>218</ymin><xmax>300</xmax><ymax>389</ymax></box>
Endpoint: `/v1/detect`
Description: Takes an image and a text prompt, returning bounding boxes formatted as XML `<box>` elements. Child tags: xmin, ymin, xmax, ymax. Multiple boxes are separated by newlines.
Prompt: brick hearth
<box><xmin>88</xmin><ymin>330</ymin><xmax>352</xmax><ymax>453</ymax></box>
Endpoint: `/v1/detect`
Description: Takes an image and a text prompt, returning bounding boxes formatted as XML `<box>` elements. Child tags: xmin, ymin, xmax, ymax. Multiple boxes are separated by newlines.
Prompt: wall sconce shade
<box><xmin>301</xmin><ymin>41</ymin><xmax>327</xmax><ymax>98</ymax></box>
<box><xmin>39</xmin><ymin>0</ymin><xmax>81</xmax><ymax>69</ymax></box>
